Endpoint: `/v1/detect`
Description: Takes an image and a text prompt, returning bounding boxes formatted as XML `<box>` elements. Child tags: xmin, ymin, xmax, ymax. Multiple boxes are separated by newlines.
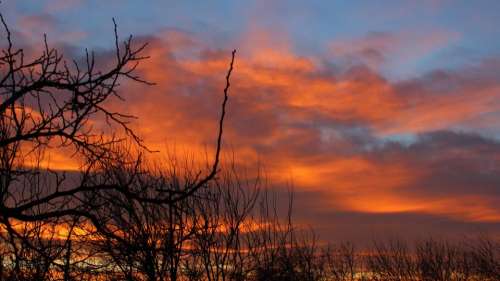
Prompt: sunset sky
<box><xmin>3</xmin><ymin>0</ymin><xmax>500</xmax><ymax>243</ymax></box>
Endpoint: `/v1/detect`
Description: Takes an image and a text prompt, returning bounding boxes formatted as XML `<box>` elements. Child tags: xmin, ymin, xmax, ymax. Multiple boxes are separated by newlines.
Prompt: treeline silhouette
<box><xmin>0</xmin><ymin>13</ymin><xmax>499</xmax><ymax>281</ymax></box>
<box><xmin>1</xmin><ymin>162</ymin><xmax>499</xmax><ymax>281</ymax></box>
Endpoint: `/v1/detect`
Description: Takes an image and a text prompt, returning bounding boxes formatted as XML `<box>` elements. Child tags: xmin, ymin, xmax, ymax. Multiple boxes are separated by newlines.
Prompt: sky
<box><xmin>2</xmin><ymin>0</ymin><xmax>500</xmax><ymax>243</ymax></box>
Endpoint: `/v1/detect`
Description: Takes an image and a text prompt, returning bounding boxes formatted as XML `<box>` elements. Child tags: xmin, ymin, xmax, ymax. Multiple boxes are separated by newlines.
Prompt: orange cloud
<box><xmin>35</xmin><ymin>28</ymin><xmax>500</xmax><ymax>228</ymax></box>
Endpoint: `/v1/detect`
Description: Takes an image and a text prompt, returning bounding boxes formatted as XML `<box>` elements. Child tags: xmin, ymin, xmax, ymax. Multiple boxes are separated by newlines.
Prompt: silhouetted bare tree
<box><xmin>0</xmin><ymin>10</ymin><xmax>236</xmax><ymax>243</ymax></box>
<box><xmin>87</xmin><ymin>152</ymin><xmax>200</xmax><ymax>281</ymax></box>
<box><xmin>0</xmin><ymin>12</ymin><xmax>239</xmax><ymax>280</ymax></box>
<box><xmin>323</xmin><ymin>242</ymin><xmax>357</xmax><ymax>281</ymax></box>
<box><xmin>0</xmin><ymin>11</ymin><xmax>147</xmax><ymax>233</ymax></box>
<box><xmin>189</xmin><ymin>165</ymin><xmax>260</xmax><ymax>281</ymax></box>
